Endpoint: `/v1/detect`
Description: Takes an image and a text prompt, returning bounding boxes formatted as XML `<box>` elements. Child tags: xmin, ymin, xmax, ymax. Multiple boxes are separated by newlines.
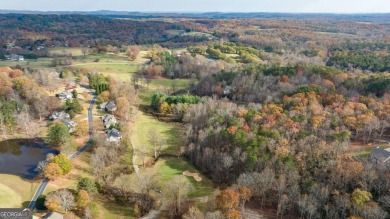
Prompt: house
<box><xmin>106</xmin><ymin>102</ymin><xmax>117</xmax><ymax>112</ymax></box>
<box><xmin>222</xmin><ymin>86</ymin><xmax>233</xmax><ymax>95</ymax></box>
<box><xmin>49</xmin><ymin>111</ymin><xmax>70</xmax><ymax>121</ymax></box>
<box><xmin>63</xmin><ymin>121</ymin><xmax>78</xmax><ymax>133</ymax></box>
<box><xmin>102</xmin><ymin>114</ymin><xmax>117</xmax><ymax>129</ymax></box>
<box><xmin>105</xmin><ymin>128</ymin><xmax>122</xmax><ymax>142</ymax></box>
<box><xmin>370</xmin><ymin>146</ymin><xmax>390</xmax><ymax>168</ymax></box>
<box><xmin>5</xmin><ymin>54</ymin><xmax>24</xmax><ymax>61</ymax></box>
<box><xmin>100</xmin><ymin>102</ymin><xmax>108</xmax><ymax>110</ymax></box>
<box><xmin>56</xmin><ymin>90</ymin><xmax>73</xmax><ymax>100</ymax></box>
<box><xmin>65</xmin><ymin>81</ymin><xmax>78</xmax><ymax>90</ymax></box>
<box><xmin>100</xmin><ymin>101</ymin><xmax>117</xmax><ymax>112</ymax></box>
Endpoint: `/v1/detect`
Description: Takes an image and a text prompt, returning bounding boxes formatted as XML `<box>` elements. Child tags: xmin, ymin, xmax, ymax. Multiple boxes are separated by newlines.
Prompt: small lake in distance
<box><xmin>0</xmin><ymin>139</ymin><xmax>57</xmax><ymax>179</ymax></box>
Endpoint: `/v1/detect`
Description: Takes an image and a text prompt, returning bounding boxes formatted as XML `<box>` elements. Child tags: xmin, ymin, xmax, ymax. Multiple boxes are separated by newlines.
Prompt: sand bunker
<box><xmin>183</xmin><ymin>170</ymin><xmax>202</xmax><ymax>182</ymax></box>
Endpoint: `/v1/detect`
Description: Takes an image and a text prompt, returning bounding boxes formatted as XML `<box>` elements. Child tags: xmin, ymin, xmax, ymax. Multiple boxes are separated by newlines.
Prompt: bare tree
<box><xmin>0</xmin><ymin>113</ymin><xmax>7</xmax><ymax>139</ymax></box>
<box><xmin>57</xmin><ymin>189</ymin><xmax>75</xmax><ymax>213</ymax></box>
<box><xmin>114</xmin><ymin>173</ymin><xmax>132</xmax><ymax>200</ymax></box>
<box><xmin>80</xmin><ymin>75</ymin><xmax>89</xmax><ymax>86</ymax></box>
<box><xmin>81</xmin><ymin>47</ymin><xmax>90</xmax><ymax>57</ymax></box>
<box><xmin>135</xmin><ymin>168</ymin><xmax>159</xmax><ymax>195</ymax></box>
<box><xmin>16</xmin><ymin>105</ymin><xmax>31</xmax><ymax>136</ymax></box>
<box><xmin>147</xmin><ymin>129</ymin><xmax>166</xmax><ymax>160</ymax></box>
<box><xmin>166</xmin><ymin>175</ymin><xmax>194</xmax><ymax>217</ymax></box>
<box><xmin>183</xmin><ymin>206</ymin><xmax>204</xmax><ymax>219</ymax></box>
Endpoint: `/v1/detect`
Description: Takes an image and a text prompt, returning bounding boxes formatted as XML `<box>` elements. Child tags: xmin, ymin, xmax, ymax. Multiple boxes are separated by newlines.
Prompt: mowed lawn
<box><xmin>130</xmin><ymin>111</ymin><xmax>184</xmax><ymax>164</ymax></box>
<box><xmin>0</xmin><ymin>174</ymin><xmax>39</xmax><ymax>208</ymax></box>
<box><xmin>148</xmin><ymin>78</ymin><xmax>192</xmax><ymax>90</ymax></box>
<box><xmin>0</xmin><ymin>58</ymin><xmax>54</xmax><ymax>69</ymax></box>
<box><xmin>154</xmin><ymin>157</ymin><xmax>215</xmax><ymax>198</ymax></box>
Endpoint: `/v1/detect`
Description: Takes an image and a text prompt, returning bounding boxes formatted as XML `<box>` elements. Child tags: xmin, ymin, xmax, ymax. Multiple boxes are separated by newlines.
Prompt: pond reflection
<box><xmin>0</xmin><ymin>139</ymin><xmax>58</xmax><ymax>179</ymax></box>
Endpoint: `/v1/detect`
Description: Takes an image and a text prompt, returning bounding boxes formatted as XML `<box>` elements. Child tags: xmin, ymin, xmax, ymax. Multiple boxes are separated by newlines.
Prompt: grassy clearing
<box><xmin>48</xmin><ymin>47</ymin><xmax>84</xmax><ymax>56</ymax></box>
<box><xmin>0</xmin><ymin>174</ymin><xmax>39</xmax><ymax>208</ymax></box>
<box><xmin>73</xmin><ymin>53</ymin><xmax>129</xmax><ymax>63</ymax></box>
<box><xmin>154</xmin><ymin>157</ymin><xmax>215</xmax><ymax>198</ymax></box>
<box><xmin>138</xmin><ymin>89</ymin><xmax>156</xmax><ymax>106</ymax></box>
<box><xmin>148</xmin><ymin>78</ymin><xmax>191</xmax><ymax>90</ymax></box>
<box><xmin>95</xmin><ymin>196</ymin><xmax>134</xmax><ymax>219</ymax></box>
<box><xmin>0</xmin><ymin>182</ymin><xmax>22</xmax><ymax>208</ymax></box>
<box><xmin>73</xmin><ymin>63</ymin><xmax>137</xmax><ymax>81</ymax></box>
<box><xmin>0</xmin><ymin>58</ymin><xmax>54</xmax><ymax>68</ymax></box>
<box><xmin>130</xmin><ymin>111</ymin><xmax>184</xmax><ymax>163</ymax></box>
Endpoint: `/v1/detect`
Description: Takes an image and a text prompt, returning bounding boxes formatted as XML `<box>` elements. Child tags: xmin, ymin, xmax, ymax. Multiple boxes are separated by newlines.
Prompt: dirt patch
<box><xmin>183</xmin><ymin>171</ymin><xmax>202</xmax><ymax>182</ymax></box>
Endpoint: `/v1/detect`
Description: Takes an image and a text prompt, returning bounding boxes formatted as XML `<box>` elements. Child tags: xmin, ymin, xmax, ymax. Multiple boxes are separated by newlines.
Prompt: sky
<box><xmin>0</xmin><ymin>0</ymin><xmax>390</xmax><ymax>13</ymax></box>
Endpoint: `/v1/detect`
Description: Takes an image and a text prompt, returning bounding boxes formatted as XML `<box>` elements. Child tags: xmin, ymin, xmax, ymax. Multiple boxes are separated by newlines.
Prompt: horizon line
<box><xmin>0</xmin><ymin>9</ymin><xmax>389</xmax><ymax>15</ymax></box>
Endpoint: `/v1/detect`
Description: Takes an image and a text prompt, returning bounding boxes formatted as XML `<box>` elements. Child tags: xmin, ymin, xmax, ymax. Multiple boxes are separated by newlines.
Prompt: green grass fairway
<box><xmin>0</xmin><ymin>182</ymin><xmax>22</xmax><ymax>208</ymax></box>
<box><xmin>96</xmin><ymin>196</ymin><xmax>134</xmax><ymax>219</ymax></box>
<box><xmin>0</xmin><ymin>174</ymin><xmax>38</xmax><ymax>208</ymax></box>
<box><xmin>154</xmin><ymin>157</ymin><xmax>215</xmax><ymax>198</ymax></box>
<box><xmin>131</xmin><ymin>111</ymin><xmax>184</xmax><ymax>161</ymax></box>
<box><xmin>74</xmin><ymin>64</ymin><xmax>137</xmax><ymax>81</ymax></box>
<box><xmin>149</xmin><ymin>78</ymin><xmax>192</xmax><ymax>90</ymax></box>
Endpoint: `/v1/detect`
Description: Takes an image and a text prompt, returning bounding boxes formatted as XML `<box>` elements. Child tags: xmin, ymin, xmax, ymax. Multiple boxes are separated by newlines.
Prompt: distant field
<box><xmin>0</xmin><ymin>58</ymin><xmax>54</xmax><ymax>69</ymax></box>
<box><xmin>48</xmin><ymin>47</ymin><xmax>84</xmax><ymax>56</ymax></box>
<box><xmin>149</xmin><ymin>78</ymin><xmax>191</xmax><ymax>90</ymax></box>
<box><xmin>183</xmin><ymin>31</ymin><xmax>214</xmax><ymax>39</ymax></box>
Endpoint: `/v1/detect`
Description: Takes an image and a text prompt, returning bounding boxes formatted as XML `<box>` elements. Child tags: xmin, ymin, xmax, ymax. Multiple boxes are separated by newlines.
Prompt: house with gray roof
<box><xmin>49</xmin><ymin>111</ymin><xmax>70</xmax><ymax>121</ymax></box>
<box><xmin>105</xmin><ymin>128</ymin><xmax>122</xmax><ymax>142</ymax></box>
<box><xmin>100</xmin><ymin>101</ymin><xmax>117</xmax><ymax>112</ymax></box>
<box><xmin>56</xmin><ymin>90</ymin><xmax>73</xmax><ymax>100</ymax></box>
<box><xmin>63</xmin><ymin>121</ymin><xmax>78</xmax><ymax>133</ymax></box>
<box><xmin>370</xmin><ymin>146</ymin><xmax>390</xmax><ymax>169</ymax></box>
<box><xmin>102</xmin><ymin>114</ymin><xmax>117</xmax><ymax>129</ymax></box>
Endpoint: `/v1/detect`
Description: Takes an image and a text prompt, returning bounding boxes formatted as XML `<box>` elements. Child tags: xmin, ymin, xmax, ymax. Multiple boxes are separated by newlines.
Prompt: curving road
<box><xmin>28</xmin><ymin>86</ymin><xmax>96</xmax><ymax>209</ymax></box>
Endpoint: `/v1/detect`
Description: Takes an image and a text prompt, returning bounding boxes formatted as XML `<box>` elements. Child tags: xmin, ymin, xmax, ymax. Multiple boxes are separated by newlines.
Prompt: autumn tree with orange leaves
<box><xmin>216</xmin><ymin>189</ymin><xmax>241</xmax><ymax>219</ymax></box>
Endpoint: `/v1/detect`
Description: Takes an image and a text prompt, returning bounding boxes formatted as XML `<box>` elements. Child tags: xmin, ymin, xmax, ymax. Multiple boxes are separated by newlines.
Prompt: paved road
<box><xmin>28</xmin><ymin>87</ymin><xmax>96</xmax><ymax>209</ymax></box>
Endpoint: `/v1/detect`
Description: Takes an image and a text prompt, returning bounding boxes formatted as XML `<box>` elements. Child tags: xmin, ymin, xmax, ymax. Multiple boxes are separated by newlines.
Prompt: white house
<box><xmin>56</xmin><ymin>90</ymin><xmax>73</xmax><ymax>100</ymax></box>
<box><xmin>49</xmin><ymin>111</ymin><xmax>70</xmax><ymax>121</ymax></box>
<box><xmin>5</xmin><ymin>54</ymin><xmax>24</xmax><ymax>61</ymax></box>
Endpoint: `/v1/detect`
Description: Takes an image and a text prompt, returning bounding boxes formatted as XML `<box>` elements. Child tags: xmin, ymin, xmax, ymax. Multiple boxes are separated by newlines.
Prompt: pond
<box><xmin>206</xmin><ymin>57</ymin><xmax>217</xmax><ymax>61</ymax></box>
<box><xmin>0</xmin><ymin>139</ymin><xmax>58</xmax><ymax>179</ymax></box>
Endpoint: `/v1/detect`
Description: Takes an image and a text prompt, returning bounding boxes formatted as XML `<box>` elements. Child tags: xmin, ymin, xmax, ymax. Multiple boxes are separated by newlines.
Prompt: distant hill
<box><xmin>0</xmin><ymin>10</ymin><xmax>390</xmax><ymax>22</ymax></box>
